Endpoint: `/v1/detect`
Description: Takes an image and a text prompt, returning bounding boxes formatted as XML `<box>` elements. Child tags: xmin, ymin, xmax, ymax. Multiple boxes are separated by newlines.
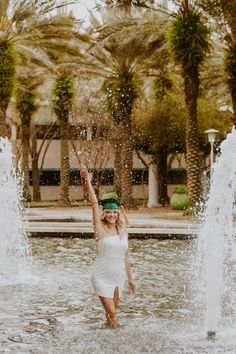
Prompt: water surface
<box><xmin>1</xmin><ymin>238</ymin><xmax>236</xmax><ymax>353</ymax></box>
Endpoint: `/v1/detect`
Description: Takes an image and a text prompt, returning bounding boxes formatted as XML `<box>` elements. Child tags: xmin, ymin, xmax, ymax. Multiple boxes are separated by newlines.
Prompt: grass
<box><xmin>23</xmin><ymin>200</ymin><xmax>89</xmax><ymax>208</ymax></box>
<box><xmin>24</xmin><ymin>198</ymin><xmax>146</xmax><ymax>208</ymax></box>
<box><xmin>23</xmin><ymin>199</ymin><xmax>201</xmax><ymax>222</ymax></box>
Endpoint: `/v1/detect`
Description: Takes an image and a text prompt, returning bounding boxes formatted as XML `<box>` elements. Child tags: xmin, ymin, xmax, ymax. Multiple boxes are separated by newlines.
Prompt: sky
<box><xmin>70</xmin><ymin>0</ymin><xmax>98</xmax><ymax>23</ymax></box>
<box><xmin>72</xmin><ymin>0</ymin><xmax>177</xmax><ymax>27</ymax></box>
<box><xmin>69</xmin><ymin>1</ymin><xmax>173</xmax><ymax>26</ymax></box>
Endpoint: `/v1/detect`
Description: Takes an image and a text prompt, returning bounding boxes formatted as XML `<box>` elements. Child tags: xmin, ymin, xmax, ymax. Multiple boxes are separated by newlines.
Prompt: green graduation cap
<box><xmin>98</xmin><ymin>192</ymin><xmax>121</xmax><ymax>210</ymax></box>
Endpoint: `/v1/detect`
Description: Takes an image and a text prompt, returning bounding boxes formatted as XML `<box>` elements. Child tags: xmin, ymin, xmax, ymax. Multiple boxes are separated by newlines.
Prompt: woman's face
<box><xmin>103</xmin><ymin>209</ymin><xmax>119</xmax><ymax>224</ymax></box>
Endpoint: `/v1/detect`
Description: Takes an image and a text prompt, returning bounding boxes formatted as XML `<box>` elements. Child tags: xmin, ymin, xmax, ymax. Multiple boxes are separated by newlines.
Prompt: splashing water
<box><xmin>0</xmin><ymin>138</ymin><xmax>30</xmax><ymax>284</ymax></box>
<box><xmin>198</xmin><ymin>128</ymin><xmax>236</xmax><ymax>336</ymax></box>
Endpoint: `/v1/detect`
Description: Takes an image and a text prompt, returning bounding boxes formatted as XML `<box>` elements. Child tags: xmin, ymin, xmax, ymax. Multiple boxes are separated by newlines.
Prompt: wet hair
<box><xmin>101</xmin><ymin>210</ymin><xmax>123</xmax><ymax>234</ymax></box>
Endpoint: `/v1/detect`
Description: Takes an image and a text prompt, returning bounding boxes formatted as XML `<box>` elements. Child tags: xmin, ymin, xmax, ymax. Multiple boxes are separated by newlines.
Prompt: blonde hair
<box><xmin>101</xmin><ymin>210</ymin><xmax>123</xmax><ymax>234</ymax></box>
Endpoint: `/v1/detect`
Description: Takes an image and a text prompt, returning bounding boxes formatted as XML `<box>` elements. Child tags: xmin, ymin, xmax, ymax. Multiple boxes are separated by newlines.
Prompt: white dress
<box><xmin>91</xmin><ymin>235</ymin><xmax>128</xmax><ymax>298</ymax></box>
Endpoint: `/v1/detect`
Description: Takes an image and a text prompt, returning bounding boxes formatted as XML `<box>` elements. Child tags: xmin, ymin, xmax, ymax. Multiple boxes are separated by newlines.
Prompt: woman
<box><xmin>80</xmin><ymin>163</ymin><xmax>136</xmax><ymax>328</ymax></box>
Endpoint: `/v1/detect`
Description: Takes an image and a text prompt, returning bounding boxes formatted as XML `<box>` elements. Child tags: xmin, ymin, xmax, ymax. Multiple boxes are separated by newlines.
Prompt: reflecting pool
<box><xmin>1</xmin><ymin>238</ymin><xmax>236</xmax><ymax>353</ymax></box>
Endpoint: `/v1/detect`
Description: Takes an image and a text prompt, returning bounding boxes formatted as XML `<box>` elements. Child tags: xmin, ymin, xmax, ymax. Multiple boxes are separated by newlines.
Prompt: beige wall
<box><xmin>35</xmin><ymin>139</ymin><xmax>149</xmax><ymax>169</ymax></box>
<box><xmin>21</xmin><ymin>136</ymin><xmax>187</xmax><ymax>201</ymax></box>
<box><xmin>31</xmin><ymin>184</ymin><xmax>177</xmax><ymax>201</ymax></box>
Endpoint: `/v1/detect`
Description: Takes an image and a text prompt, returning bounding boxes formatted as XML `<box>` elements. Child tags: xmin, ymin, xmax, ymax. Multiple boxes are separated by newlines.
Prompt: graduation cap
<box><xmin>99</xmin><ymin>192</ymin><xmax>129</xmax><ymax>225</ymax></box>
<box><xmin>98</xmin><ymin>192</ymin><xmax>120</xmax><ymax>210</ymax></box>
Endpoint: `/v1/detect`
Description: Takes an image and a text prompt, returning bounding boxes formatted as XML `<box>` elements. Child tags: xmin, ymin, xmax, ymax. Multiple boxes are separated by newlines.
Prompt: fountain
<box><xmin>0</xmin><ymin>137</ymin><xmax>30</xmax><ymax>283</ymax></box>
<box><xmin>198</xmin><ymin>128</ymin><xmax>236</xmax><ymax>338</ymax></box>
<box><xmin>2</xmin><ymin>130</ymin><xmax>236</xmax><ymax>351</ymax></box>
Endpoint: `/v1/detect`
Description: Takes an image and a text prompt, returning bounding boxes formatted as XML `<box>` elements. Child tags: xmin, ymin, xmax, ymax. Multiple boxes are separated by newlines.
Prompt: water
<box><xmin>198</xmin><ymin>128</ymin><xmax>236</xmax><ymax>336</ymax></box>
<box><xmin>2</xmin><ymin>129</ymin><xmax>236</xmax><ymax>351</ymax></box>
<box><xmin>0</xmin><ymin>238</ymin><xmax>205</xmax><ymax>353</ymax></box>
<box><xmin>1</xmin><ymin>237</ymin><xmax>236</xmax><ymax>353</ymax></box>
<box><xmin>0</xmin><ymin>138</ymin><xmax>30</xmax><ymax>284</ymax></box>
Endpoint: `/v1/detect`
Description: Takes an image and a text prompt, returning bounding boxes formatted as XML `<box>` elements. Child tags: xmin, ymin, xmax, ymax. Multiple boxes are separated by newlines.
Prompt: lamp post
<box><xmin>147</xmin><ymin>159</ymin><xmax>159</xmax><ymax>208</ymax></box>
<box><xmin>87</xmin><ymin>126</ymin><xmax>92</xmax><ymax>141</ymax></box>
<box><xmin>204</xmin><ymin>129</ymin><xmax>219</xmax><ymax>179</ymax></box>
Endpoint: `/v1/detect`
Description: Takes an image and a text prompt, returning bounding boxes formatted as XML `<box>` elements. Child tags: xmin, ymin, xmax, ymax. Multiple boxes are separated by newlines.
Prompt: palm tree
<box><xmin>0</xmin><ymin>0</ymin><xmax>79</xmax><ymax>137</ymax></box>
<box><xmin>15</xmin><ymin>72</ymin><xmax>42</xmax><ymax>201</ymax></box>
<box><xmin>103</xmin><ymin>0</ymin><xmax>154</xmax><ymax>10</ymax></box>
<box><xmin>52</xmin><ymin>74</ymin><xmax>74</xmax><ymax>206</ymax></box>
<box><xmin>87</xmin><ymin>37</ymin><xmax>166</xmax><ymax>205</ymax></box>
<box><xmin>103</xmin><ymin>0</ymin><xmax>147</xmax><ymax>13</ymax></box>
<box><xmin>167</xmin><ymin>0</ymin><xmax>211</xmax><ymax>206</ymax></box>
<box><xmin>3</xmin><ymin>0</ymin><xmax>86</xmax><ymax>204</ymax></box>
<box><xmin>47</xmin><ymin>27</ymin><xmax>89</xmax><ymax>206</ymax></box>
<box><xmin>85</xmin><ymin>9</ymin><xmax>167</xmax><ymax>206</ymax></box>
<box><xmin>199</xmin><ymin>0</ymin><xmax>236</xmax><ymax>126</ymax></box>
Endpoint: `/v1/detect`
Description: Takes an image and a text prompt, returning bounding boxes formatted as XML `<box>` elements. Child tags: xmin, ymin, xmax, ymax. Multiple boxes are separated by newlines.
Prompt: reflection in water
<box><xmin>1</xmin><ymin>238</ymin><xmax>236</xmax><ymax>353</ymax></box>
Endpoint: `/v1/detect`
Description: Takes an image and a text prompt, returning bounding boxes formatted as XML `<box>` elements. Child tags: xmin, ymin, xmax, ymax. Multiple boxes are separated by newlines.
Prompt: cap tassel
<box><xmin>120</xmin><ymin>205</ymin><xmax>129</xmax><ymax>225</ymax></box>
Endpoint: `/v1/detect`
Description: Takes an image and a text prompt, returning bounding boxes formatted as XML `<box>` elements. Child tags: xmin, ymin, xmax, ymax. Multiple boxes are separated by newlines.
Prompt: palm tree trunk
<box><xmin>184</xmin><ymin>72</ymin><xmax>201</xmax><ymax>206</ymax></box>
<box><xmin>113</xmin><ymin>140</ymin><xmax>122</xmax><ymax>198</ymax></box>
<box><xmin>21</xmin><ymin>120</ymin><xmax>31</xmax><ymax>201</ymax></box>
<box><xmin>94</xmin><ymin>169</ymin><xmax>102</xmax><ymax>197</ymax></box>
<box><xmin>121</xmin><ymin>119</ymin><xmax>133</xmax><ymax>206</ymax></box>
<box><xmin>157</xmin><ymin>150</ymin><xmax>169</xmax><ymax>205</ymax></box>
<box><xmin>0</xmin><ymin>41</ymin><xmax>15</xmax><ymax>138</ymax></box>
<box><xmin>231</xmin><ymin>86</ymin><xmax>236</xmax><ymax>127</ymax></box>
<box><xmin>0</xmin><ymin>104</ymin><xmax>9</xmax><ymax>138</ymax></box>
<box><xmin>59</xmin><ymin>122</ymin><xmax>70</xmax><ymax>206</ymax></box>
<box><xmin>31</xmin><ymin>127</ymin><xmax>41</xmax><ymax>201</ymax></box>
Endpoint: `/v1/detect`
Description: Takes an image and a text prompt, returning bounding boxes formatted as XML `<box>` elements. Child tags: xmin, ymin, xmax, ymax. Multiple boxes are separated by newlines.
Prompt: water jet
<box><xmin>0</xmin><ymin>137</ymin><xmax>30</xmax><ymax>282</ymax></box>
<box><xmin>198</xmin><ymin>128</ymin><xmax>236</xmax><ymax>338</ymax></box>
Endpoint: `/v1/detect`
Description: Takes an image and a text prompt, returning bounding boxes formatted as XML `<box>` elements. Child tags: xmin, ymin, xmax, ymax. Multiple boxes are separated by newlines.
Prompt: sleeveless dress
<box><xmin>91</xmin><ymin>235</ymin><xmax>128</xmax><ymax>298</ymax></box>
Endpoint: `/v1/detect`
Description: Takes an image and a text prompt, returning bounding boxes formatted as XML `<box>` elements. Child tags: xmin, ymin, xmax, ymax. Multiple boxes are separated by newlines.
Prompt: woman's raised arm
<box><xmin>80</xmin><ymin>163</ymin><xmax>102</xmax><ymax>238</ymax></box>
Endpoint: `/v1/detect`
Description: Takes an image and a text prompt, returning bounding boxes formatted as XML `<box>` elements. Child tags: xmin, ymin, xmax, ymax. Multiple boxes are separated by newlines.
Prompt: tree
<box><xmin>103</xmin><ymin>0</ymin><xmax>154</xmax><ymax>13</ymax></box>
<box><xmin>53</xmin><ymin>75</ymin><xmax>74</xmax><ymax>206</ymax></box>
<box><xmin>0</xmin><ymin>0</ymin><xmax>79</xmax><ymax>137</ymax></box>
<box><xmin>16</xmin><ymin>74</ymin><xmax>41</xmax><ymax>201</ymax></box>
<box><xmin>85</xmin><ymin>9</ymin><xmax>167</xmax><ymax>206</ymax></box>
<box><xmin>102</xmin><ymin>51</ymin><xmax>138</xmax><ymax>206</ymax></box>
<box><xmin>134</xmin><ymin>85</ymin><xmax>231</xmax><ymax>205</ymax></box>
<box><xmin>199</xmin><ymin>0</ymin><xmax>236</xmax><ymax>127</ymax></box>
<box><xmin>167</xmin><ymin>0</ymin><xmax>211</xmax><ymax>206</ymax></box>
<box><xmin>70</xmin><ymin>87</ymin><xmax>112</xmax><ymax>199</ymax></box>
<box><xmin>134</xmin><ymin>84</ymin><xmax>186</xmax><ymax>205</ymax></box>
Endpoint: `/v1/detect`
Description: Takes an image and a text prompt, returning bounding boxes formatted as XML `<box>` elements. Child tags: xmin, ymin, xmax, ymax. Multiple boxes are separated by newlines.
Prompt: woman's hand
<box><xmin>128</xmin><ymin>280</ymin><xmax>136</xmax><ymax>295</ymax></box>
<box><xmin>80</xmin><ymin>163</ymin><xmax>90</xmax><ymax>182</ymax></box>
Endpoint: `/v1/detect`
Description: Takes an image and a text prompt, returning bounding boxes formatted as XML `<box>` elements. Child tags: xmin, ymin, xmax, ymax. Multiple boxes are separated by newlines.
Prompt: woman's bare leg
<box><xmin>113</xmin><ymin>287</ymin><xmax>119</xmax><ymax>310</ymax></box>
<box><xmin>99</xmin><ymin>296</ymin><xmax>117</xmax><ymax>328</ymax></box>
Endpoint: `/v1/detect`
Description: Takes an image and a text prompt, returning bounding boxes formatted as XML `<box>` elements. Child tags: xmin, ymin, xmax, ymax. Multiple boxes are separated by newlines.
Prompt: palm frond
<box><xmin>16</xmin><ymin>43</ymin><xmax>57</xmax><ymax>73</ymax></box>
<box><xmin>34</xmin><ymin>0</ymin><xmax>77</xmax><ymax>15</ymax></box>
<box><xmin>0</xmin><ymin>0</ymin><xmax>10</xmax><ymax>27</ymax></box>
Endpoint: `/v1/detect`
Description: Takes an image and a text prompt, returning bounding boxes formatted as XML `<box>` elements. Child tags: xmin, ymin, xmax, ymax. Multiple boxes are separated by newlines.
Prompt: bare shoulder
<box><xmin>121</xmin><ymin>226</ymin><xmax>129</xmax><ymax>239</ymax></box>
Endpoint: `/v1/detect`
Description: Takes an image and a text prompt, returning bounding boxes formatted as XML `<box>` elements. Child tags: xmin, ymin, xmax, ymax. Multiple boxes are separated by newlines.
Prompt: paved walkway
<box><xmin>24</xmin><ymin>207</ymin><xmax>201</xmax><ymax>238</ymax></box>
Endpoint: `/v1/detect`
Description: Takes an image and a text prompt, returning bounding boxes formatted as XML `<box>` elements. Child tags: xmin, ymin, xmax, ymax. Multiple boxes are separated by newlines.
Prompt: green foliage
<box><xmin>197</xmin><ymin>97</ymin><xmax>232</xmax><ymax>149</ymax></box>
<box><xmin>0</xmin><ymin>40</ymin><xmax>16</xmax><ymax>104</ymax></box>
<box><xmin>133</xmin><ymin>93</ymin><xmax>186</xmax><ymax>155</ymax></box>
<box><xmin>104</xmin><ymin>0</ymin><xmax>154</xmax><ymax>7</ymax></box>
<box><xmin>174</xmin><ymin>184</ymin><xmax>188</xmax><ymax>194</ymax></box>
<box><xmin>153</xmin><ymin>72</ymin><xmax>172</xmax><ymax>100</ymax></box>
<box><xmin>170</xmin><ymin>190</ymin><xmax>189</xmax><ymax>210</ymax></box>
<box><xmin>16</xmin><ymin>79</ymin><xmax>38</xmax><ymax>123</ymax></box>
<box><xmin>104</xmin><ymin>70</ymin><xmax>138</xmax><ymax>124</ymax></box>
<box><xmin>199</xmin><ymin>0</ymin><xmax>236</xmax><ymax>24</ymax></box>
<box><xmin>133</xmin><ymin>86</ymin><xmax>231</xmax><ymax>156</ymax></box>
<box><xmin>167</xmin><ymin>10</ymin><xmax>210</xmax><ymax>74</ymax></box>
<box><xmin>224</xmin><ymin>47</ymin><xmax>236</xmax><ymax>91</ymax></box>
<box><xmin>53</xmin><ymin>77</ymin><xmax>74</xmax><ymax>120</ymax></box>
